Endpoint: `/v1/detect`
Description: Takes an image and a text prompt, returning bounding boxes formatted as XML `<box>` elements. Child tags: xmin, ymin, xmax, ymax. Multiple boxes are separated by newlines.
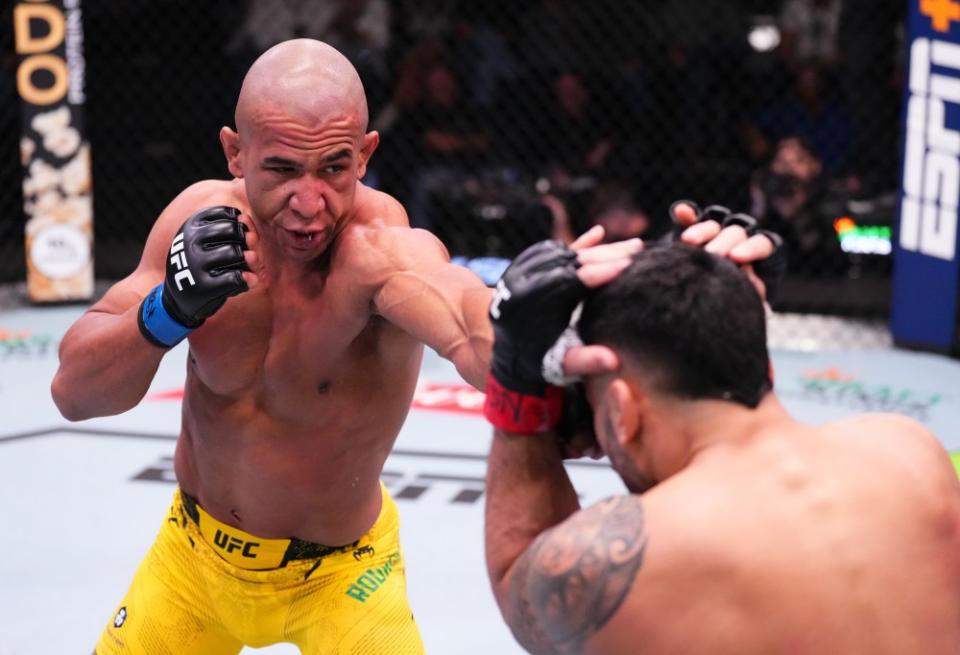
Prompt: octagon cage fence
<box><xmin>0</xmin><ymin>0</ymin><xmax>924</xmax><ymax>351</ymax></box>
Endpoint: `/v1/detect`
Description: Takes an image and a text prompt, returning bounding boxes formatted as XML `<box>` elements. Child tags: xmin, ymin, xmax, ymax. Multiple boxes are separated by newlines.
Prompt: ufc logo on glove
<box><xmin>169</xmin><ymin>233</ymin><xmax>196</xmax><ymax>290</ymax></box>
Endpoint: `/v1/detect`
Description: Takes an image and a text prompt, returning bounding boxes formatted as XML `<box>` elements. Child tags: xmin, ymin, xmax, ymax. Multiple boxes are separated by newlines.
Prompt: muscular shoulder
<box><xmin>833</xmin><ymin>413</ymin><xmax>956</xmax><ymax>486</ymax></box>
<box><xmin>167</xmin><ymin>179</ymin><xmax>242</xmax><ymax>219</ymax></box>
<box><xmin>505</xmin><ymin>495</ymin><xmax>649</xmax><ymax>655</ymax></box>
<box><xmin>837</xmin><ymin>412</ymin><xmax>942</xmax><ymax>455</ymax></box>
<box><xmin>183</xmin><ymin>177</ymin><xmax>240</xmax><ymax>200</ymax></box>
<box><xmin>88</xmin><ymin>179</ymin><xmax>244</xmax><ymax>314</ymax></box>
<box><xmin>354</xmin><ymin>184</ymin><xmax>411</xmax><ymax>228</ymax></box>
<box><xmin>144</xmin><ymin>179</ymin><xmax>242</xmax><ymax>246</ymax></box>
<box><xmin>338</xmin><ymin>190</ymin><xmax>450</xmax><ymax>282</ymax></box>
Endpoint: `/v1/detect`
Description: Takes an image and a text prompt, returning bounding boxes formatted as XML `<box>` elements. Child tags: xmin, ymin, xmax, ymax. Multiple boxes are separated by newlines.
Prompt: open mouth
<box><xmin>285</xmin><ymin>228</ymin><xmax>322</xmax><ymax>247</ymax></box>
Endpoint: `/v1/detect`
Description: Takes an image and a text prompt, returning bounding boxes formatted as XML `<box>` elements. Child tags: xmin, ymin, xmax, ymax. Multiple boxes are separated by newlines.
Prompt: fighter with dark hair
<box><xmin>483</xmin><ymin>241</ymin><xmax>960</xmax><ymax>655</ymax></box>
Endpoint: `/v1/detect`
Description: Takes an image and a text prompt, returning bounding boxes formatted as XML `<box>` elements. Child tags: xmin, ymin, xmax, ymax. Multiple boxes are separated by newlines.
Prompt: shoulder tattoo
<box><xmin>507</xmin><ymin>495</ymin><xmax>649</xmax><ymax>654</ymax></box>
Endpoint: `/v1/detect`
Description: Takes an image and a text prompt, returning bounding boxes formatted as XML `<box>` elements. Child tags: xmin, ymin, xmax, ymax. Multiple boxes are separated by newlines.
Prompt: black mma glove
<box><xmin>667</xmin><ymin>200</ymin><xmax>787</xmax><ymax>304</ymax></box>
<box><xmin>484</xmin><ymin>240</ymin><xmax>587</xmax><ymax>434</ymax></box>
<box><xmin>138</xmin><ymin>206</ymin><xmax>249</xmax><ymax>348</ymax></box>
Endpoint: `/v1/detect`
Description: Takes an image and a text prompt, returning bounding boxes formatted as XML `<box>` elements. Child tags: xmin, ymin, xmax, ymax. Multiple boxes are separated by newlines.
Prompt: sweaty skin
<box><xmin>52</xmin><ymin>40</ymin><xmax>496</xmax><ymax>545</ymax></box>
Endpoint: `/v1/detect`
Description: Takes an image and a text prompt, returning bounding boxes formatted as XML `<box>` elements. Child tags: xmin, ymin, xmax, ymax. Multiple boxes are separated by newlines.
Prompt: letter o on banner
<box><xmin>17</xmin><ymin>54</ymin><xmax>69</xmax><ymax>105</ymax></box>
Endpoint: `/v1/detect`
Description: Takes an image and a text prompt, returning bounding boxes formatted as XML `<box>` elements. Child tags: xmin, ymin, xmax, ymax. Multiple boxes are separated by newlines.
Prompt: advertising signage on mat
<box><xmin>893</xmin><ymin>0</ymin><xmax>960</xmax><ymax>352</ymax></box>
<box><xmin>13</xmin><ymin>0</ymin><xmax>93</xmax><ymax>302</ymax></box>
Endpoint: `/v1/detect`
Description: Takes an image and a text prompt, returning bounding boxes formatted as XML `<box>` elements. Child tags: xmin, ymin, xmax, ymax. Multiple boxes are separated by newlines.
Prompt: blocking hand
<box><xmin>668</xmin><ymin>200</ymin><xmax>787</xmax><ymax>303</ymax></box>
<box><xmin>139</xmin><ymin>206</ymin><xmax>249</xmax><ymax>348</ymax></box>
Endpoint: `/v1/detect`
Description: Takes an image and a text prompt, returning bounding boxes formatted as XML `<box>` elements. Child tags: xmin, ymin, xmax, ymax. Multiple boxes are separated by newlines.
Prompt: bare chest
<box><xmin>184</xmin><ymin>278</ymin><xmax>391</xmax><ymax>409</ymax></box>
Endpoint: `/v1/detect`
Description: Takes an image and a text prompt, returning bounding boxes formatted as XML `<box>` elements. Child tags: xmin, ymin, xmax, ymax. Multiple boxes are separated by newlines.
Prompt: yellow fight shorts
<box><xmin>95</xmin><ymin>484</ymin><xmax>424</xmax><ymax>654</ymax></box>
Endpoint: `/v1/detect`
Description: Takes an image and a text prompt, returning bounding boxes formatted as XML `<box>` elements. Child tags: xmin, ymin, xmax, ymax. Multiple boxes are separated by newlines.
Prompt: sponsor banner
<box><xmin>0</xmin><ymin>327</ymin><xmax>59</xmax><ymax>360</ymax></box>
<box><xmin>409</xmin><ymin>382</ymin><xmax>484</xmax><ymax>416</ymax></box>
<box><xmin>782</xmin><ymin>366</ymin><xmax>945</xmax><ymax>423</ymax></box>
<box><xmin>893</xmin><ymin>0</ymin><xmax>960</xmax><ymax>350</ymax></box>
<box><xmin>14</xmin><ymin>0</ymin><xmax>93</xmax><ymax>302</ymax></box>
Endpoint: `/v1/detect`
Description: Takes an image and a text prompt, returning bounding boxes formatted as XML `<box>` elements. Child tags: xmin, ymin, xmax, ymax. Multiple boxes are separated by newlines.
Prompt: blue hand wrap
<box><xmin>138</xmin><ymin>284</ymin><xmax>193</xmax><ymax>348</ymax></box>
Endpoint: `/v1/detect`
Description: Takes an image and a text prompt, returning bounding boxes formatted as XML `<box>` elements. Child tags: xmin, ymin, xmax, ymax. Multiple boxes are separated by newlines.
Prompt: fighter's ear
<box><xmin>357</xmin><ymin>130</ymin><xmax>379</xmax><ymax>179</ymax></box>
<box><xmin>220</xmin><ymin>126</ymin><xmax>243</xmax><ymax>179</ymax></box>
<box><xmin>606</xmin><ymin>378</ymin><xmax>644</xmax><ymax>448</ymax></box>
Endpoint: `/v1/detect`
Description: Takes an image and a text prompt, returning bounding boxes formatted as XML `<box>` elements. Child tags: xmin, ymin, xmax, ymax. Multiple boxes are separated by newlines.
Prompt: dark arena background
<box><xmin>2</xmin><ymin>1</ymin><xmax>910</xmax><ymax>320</ymax></box>
<box><xmin>2</xmin><ymin>2</ymin><xmax>960</xmax><ymax>654</ymax></box>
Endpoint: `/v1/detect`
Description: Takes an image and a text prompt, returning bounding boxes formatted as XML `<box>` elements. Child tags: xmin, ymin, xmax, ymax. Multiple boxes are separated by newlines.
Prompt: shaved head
<box><xmin>235</xmin><ymin>39</ymin><xmax>369</xmax><ymax>139</ymax></box>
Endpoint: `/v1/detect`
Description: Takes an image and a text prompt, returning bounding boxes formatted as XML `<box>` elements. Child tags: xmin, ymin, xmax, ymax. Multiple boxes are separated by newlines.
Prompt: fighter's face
<box><xmin>234</xmin><ymin>114</ymin><xmax>377</xmax><ymax>259</ymax></box>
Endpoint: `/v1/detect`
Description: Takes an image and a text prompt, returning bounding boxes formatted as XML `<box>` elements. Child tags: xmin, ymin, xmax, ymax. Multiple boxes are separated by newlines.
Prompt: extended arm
<box><xmin>371</xmin><ymin>227</ymin><xmax>494</xmax><ymax>389</ymax></box>
<box><xmin>485</xmin><ymin>429</ymin><xmax>649</xmax><ymax>655</ymax></box>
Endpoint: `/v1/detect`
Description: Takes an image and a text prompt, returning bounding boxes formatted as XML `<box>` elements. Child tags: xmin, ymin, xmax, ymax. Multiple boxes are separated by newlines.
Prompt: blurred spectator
<box><xmin>386</xmin><ymin>58</ymin><xmax>490</xmax><ymax>229</ymax></box>
<box><xmin>778</xmin><ymin>0</ymin><xmax>842</xmax><ymax>69</ymax></box>
<box><xmin>589</xmin><ymin>182</ymin><xmax>651</xmax><ymax>243</ymax></box>
<box><xmin>519</xmin><ymin>70</ymin><xmax>620</xmax><ymax>192</ymax></box>
<box><xmin>394</xmin><ymin>0</ymin><xmax>459</xmax><ymax>45</ymax></box>
<box><xmin>837</xmin><ymin>0</ymin><xmax>906</xmax><ymax>193</ymax></box>
<box><xmin>372</xmin><ymin>40</ymin><xmax>445</xmax><ymax>133</ymax></box>
<box><xmin>747</xmin><ymin>61</ymin><xmax>853</xmax><ymax>173</ymax></box>
<box><xmin>751</xmin><ymin>136</ymin><xmax>847</xmax><ymax>277</ymax></box>
<box><xmin>517</xmin><ymin>0</ymin><xmax>584</xmax><ymax>74</ymax></box>
<box><xmin>448</xmin><ymin>8</ymin><xmax>519</xmax><ymax>109</ymax></box>
<box><xmin>640</xmin><ymin>0</ymin><xmax>751</xmax><ymax>200</ymax></box>
<box><xmin>227</xmin><ymin>0</ymin><xmax>389</xmax><ymax>57</ymax></box>
<box><xmin>655</xmin><ymin>0</ymin><xmax>749</xmax><ymax>134</ymax></box>
<box><xmin>226</xmin><ymin>0</ymin><xmax>391</xmax><ymax>114</ymax></box>
<box><xmin>544</xmin><ymin>180</ymin><xmax>651</xmax><ymax>246</ymax></box>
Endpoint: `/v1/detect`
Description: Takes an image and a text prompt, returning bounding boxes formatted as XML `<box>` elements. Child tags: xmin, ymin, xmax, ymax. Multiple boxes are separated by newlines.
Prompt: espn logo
<box><xmin>902</xmin><ymin>37</ymin><xmax>960</xmax><ymax>261</ymax></box>
<box><xmin>169</xmin><ymin>233</ymin><xmax>196</xmax><ymax>290</ymax></box>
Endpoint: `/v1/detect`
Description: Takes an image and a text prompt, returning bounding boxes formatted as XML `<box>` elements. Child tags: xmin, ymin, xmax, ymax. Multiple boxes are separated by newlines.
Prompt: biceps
<box><xmin>505</xmin><ymin>497</ymin><xmax>649</xmax><ymax>654</ymax></box>
<box><xmin>375</xmin><ymin>266</ymin><xmax>492</xmax><ymax>355</ymax></box>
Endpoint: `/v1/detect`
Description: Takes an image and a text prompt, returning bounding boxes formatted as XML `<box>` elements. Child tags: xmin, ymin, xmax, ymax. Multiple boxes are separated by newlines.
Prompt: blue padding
<box><xmin>451</xmin><ymin>256</ymin><xmax>511</xmax><ymax>287</ymax></box>
<box><xmin>140</xmin><ymin>284</ymin><xmax>192</xmax><ymax>347</ymax></box>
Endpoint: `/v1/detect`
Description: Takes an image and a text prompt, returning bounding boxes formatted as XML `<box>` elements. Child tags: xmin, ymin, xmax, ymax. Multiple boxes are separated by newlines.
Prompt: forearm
<box><xmin>484</xmin><ymin>429</ymin><xmax>581</xmax><ymax>608</ymax></box>
<box><xmin>51</xmin><ymin>307</ymin><xmax>166</xmax><ymax>420</ymax></box>
<box><xmin>446</xmin><ymin>285</ymin><xmax>494</xmax><ymax>390</ymax></box>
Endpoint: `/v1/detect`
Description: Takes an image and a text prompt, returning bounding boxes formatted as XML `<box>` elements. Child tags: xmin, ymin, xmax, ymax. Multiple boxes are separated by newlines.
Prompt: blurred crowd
<box><xmin>223</xmin><ymin>0</ymin><xmax>902</xmax><ymax>282</ymax></box>
<box><xmin>0</xmin><ymin>0</ymin><xmax>907</xmax><ymax>285</ymax></box>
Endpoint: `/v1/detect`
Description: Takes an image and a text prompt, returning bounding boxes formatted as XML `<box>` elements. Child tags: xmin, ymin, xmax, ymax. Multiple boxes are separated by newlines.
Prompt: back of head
<box><xmin>579</xmin><ymin>243</ymin><xmax>771</xmax><ymax>407</ymax></box>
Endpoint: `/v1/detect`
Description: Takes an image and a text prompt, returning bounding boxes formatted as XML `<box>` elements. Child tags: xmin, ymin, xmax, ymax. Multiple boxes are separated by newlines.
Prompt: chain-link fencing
<box><xmin>1</xmin><ymin>0</ymin><xmax>912</xmax><ymax>344</ymax></box>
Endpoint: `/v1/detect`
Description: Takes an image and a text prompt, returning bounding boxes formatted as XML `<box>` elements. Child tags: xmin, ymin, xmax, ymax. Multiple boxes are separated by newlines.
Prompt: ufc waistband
<box><xmin>179</xmin><ymin>489</ymin><xmax>355</xmax><ymax>571</ymax></box>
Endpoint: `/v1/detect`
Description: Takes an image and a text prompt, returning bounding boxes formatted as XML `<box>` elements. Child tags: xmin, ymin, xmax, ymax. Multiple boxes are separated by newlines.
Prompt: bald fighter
<box><xmin>483</xmin><ymin>242</ymin><xmax>960</xmax><ymax>654</ymax></box>
<box><xmin>50</xmin><ymin>39</ymin><xmax>643</xmax><ymax>654</ymax></box>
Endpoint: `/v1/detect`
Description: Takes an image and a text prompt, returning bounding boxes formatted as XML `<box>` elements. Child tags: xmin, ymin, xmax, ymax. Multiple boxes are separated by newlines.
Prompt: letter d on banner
<box><xmin>14</xmin><ymin>0</ymin><xmax>94</xmax><ymax>302</ymax></box>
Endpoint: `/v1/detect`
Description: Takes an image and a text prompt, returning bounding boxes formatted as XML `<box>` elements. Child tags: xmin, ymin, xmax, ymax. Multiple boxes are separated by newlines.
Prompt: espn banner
<box><xmin>14</xmin><ymin>0</ymin><xmax>93</xmax><ymax>302</ymax></box>
<box><xmin>893</xmin><ymin>0</ymin><xmax>960</xmax><ymax>352</ymax></box>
